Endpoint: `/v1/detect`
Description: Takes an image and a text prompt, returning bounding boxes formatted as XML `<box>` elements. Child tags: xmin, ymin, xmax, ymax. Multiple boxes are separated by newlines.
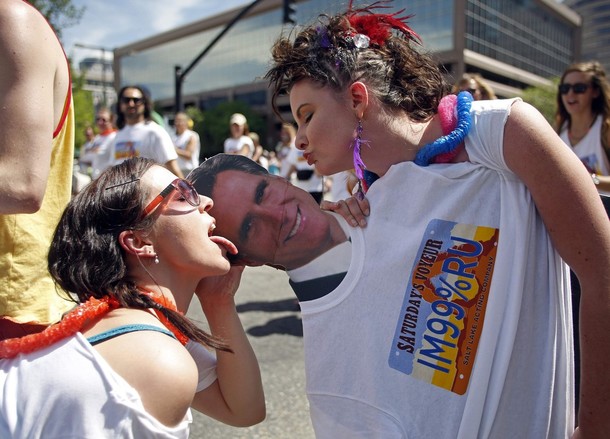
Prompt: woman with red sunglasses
<box><xmin>0</xmin><ymin>158</ymin><xmax>265</xmax><ymax>437</ymax></box>
<box><xmin>556</xmin><ymin>61</ymin><xmax>610</xmax><ymax>193</ymax></box>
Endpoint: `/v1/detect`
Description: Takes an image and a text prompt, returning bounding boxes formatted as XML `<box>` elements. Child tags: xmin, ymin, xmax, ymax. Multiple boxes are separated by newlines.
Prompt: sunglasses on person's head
<box><xmin>121</xmin><ymin>96</ymin><xmax>145</xmax><ymax>105</ymax></box>
<box><xmin>141</xmin><ymin>178</ymin><xmax>200</xmax><ymax>219</ymax></box>
<box><xmin>558</xmin><ymin>83</ymin><xmax>590</xmax><ymax>95</ymax></box>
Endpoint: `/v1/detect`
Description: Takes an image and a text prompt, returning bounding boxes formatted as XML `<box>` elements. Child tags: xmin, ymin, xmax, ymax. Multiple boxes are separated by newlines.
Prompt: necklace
<box><xmin>414</xmin><ymin>91</ymin><xmax>473</xmax><ymax>166</ymax></box>
<box><xmin>568</xmin><ymin>115</ymin><xmax>597</xmax><ymax>146</ymax></box>
<box><xmin>138</xmin><ymin>288</ymin><xmax>189</xmax><ymax>345</ymax></box>
<box><xmin>0</xmin><ymin>291</ymin><xmax>188</xmax><ymax>359</ymax></box>
<box><xmin>355</xmin><ymin>92</ymin><xmax>473</xmax><ymax>197</ymax></box>
<box><xmin>0</xmin><ymin>296</ymin><xmax>119</xmax><ymax>359</ymax></box>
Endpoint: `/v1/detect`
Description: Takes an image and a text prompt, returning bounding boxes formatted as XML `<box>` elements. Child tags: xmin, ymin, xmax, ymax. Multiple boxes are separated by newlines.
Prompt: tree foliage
<box><xmin>520</xmin><ymin>77</ymin><xmax>560</xmax><ymax>127</ymax></box>
<box><xmin>71</xmin><ymin>64</ymin><xmax>95</xmax><ymax>157</ymax></box>
<box><xmin>28</xmin><ymin>0</ymin><xmax>84</xmax><ymax>38</ymax></box>
<box><xmin>27</xmin><ymin>1</ymin><xmax>92</xmax><ymax>156</ymax></box>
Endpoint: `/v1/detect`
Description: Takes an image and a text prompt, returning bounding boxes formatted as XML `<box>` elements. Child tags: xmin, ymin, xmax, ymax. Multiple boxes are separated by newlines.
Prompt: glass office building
<box><xmin>114</xmin><ymin>0</ymin><xmax>580</xmax><ymax>134</ymax></box>
<box><xmin>565</xmin><ymin>0</ymin><xmax>610</xmax><ymax>74</ymax></box>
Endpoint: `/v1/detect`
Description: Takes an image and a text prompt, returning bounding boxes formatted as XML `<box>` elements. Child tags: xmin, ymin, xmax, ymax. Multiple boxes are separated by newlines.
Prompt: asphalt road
<box><xmin>186</xmin><ymin>265</ymin><xmax>315</xmax><ymax>439</ymax></box>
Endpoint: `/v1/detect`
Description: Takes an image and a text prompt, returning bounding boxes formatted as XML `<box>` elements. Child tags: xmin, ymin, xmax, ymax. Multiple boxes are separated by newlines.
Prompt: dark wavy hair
<box><xmin>265</xmin><ymin>5</ymin><xmax>448</xmax><ymax>121</ymax></box>
<box><xmin>48</xmin><ymin>157</ymin><xmax>229</xmax><ymax>351</ymax></box>
<box><xmin>555</xmin><ymin>61</ymin><xmax>610</xmax><ymax>157</ymax></box>
<box><xmin>115</xmin><ymin>85</ymin><xmax>153</xmax><ymax>129</ymax></box>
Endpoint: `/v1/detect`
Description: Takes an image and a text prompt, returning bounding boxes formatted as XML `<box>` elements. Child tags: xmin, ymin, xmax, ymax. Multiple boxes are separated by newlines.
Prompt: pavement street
<box><xmin>186</xmin><ymin>265</ymin><xmax>315</xmax><ymax>439</ymax></box>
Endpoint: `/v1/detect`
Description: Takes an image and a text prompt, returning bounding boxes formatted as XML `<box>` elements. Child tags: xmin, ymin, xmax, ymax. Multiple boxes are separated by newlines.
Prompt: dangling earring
<box><xmin>351</xmin><ymin>119</ymin><xmax>366</xmax><ymax>180</ymax></box>
<box><xmin>154</xmin><ymin>254</ymin><xmax>160</xmax><ymax>264</ymax></box>
<box><xmin>350</xmin><ymin>119</ymin><xmax>372</xmax><ymax>199</ymax></box>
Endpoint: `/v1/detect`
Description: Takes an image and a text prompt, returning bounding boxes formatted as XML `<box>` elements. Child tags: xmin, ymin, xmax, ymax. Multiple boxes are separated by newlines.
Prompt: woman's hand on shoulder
<box><xmin>321</xmin><ymin>195</ymin><xmax>370</xmax><ymax>227</ymax></box>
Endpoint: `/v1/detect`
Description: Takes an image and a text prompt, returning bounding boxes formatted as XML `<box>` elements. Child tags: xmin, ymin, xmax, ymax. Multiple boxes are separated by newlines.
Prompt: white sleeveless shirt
<box><xmin>0</xmin><ymin>333</ymin><xmax>217</xmax><ymax>438</ymax></box>
<box><xmin>560</xmin><ymin>115</ymin><xmax>610</xmax><ymax>175</ymax></box>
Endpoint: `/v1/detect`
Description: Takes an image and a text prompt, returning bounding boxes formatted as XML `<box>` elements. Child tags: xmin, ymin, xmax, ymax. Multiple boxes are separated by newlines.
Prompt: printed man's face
<box><xmin>209</xmin><ymin>171</ymin><xmax>333</xmax><ymax>270</ymax></box>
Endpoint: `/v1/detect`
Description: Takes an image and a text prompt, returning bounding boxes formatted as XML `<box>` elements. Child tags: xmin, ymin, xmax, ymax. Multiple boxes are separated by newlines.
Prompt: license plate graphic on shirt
<box><xmin>388</xmin><ymin>219</ymin><xmax>499</xmax><ymax>395</ymax></box>
<box><xmin>114</xmin><ymin>141</ymin><xmax>139</xmax><ymax>160</ymax></box>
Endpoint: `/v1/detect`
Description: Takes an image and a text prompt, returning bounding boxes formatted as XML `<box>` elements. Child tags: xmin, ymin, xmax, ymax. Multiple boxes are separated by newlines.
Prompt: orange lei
<box><xmin>0</xmin><ymin>292</ymin><xmax>188</xmax><ymax>359</ymax></box>
<box><xmin>138</xmin><ymin>289</ymin><xmax>189</xmax><ymax>346</ymax></box>
<box><xmin>0</xmin><ymin>296</ymin><xmax>119</xmax><ymax>359</ymax></box>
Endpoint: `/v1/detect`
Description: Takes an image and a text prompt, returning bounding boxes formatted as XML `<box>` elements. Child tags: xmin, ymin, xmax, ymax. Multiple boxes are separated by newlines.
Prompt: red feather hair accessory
<box><xmin>347</xmin><ymin>1</ymin><xmax>421</xmax><ymax>46</ymax></box>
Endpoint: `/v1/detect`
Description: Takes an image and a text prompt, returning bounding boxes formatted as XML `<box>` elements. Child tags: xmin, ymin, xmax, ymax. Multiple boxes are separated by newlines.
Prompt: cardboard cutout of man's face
<box><xmin>207</xmin><ymin>170</ymin><xmax>336</xmax><ymax>271</ymax></box>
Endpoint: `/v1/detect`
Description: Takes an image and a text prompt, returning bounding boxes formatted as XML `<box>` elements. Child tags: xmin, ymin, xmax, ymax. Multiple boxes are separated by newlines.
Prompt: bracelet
<box><xmin>592</xmin><ymin>173</ymin><xmax>600</xmax><ymax>186</ymax></box>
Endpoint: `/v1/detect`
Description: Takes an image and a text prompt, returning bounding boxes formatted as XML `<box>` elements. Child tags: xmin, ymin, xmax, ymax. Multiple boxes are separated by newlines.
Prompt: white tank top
<box><xmin>560</xmin><ymin>115</ymin><xmax>610</xmax><ymax>175</ymax></box>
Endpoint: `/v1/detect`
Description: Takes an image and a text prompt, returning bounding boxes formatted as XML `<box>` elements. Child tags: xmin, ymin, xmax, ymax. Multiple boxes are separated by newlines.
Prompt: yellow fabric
<box><xmin>0</xmin><ymin>96</ymin><xmax>75</xmax><ymax>324</ymax></box>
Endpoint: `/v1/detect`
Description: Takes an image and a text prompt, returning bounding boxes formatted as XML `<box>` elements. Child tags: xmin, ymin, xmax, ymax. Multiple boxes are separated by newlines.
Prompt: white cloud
<box><xmin>62</xmin><ymin>0</ymin><xmax>250</xmax><ymax>64</ymax></box>
<box><xmin>147</xmin><ymin>0</ymin><xmax>202</xmax><ymax>32</ymax></box>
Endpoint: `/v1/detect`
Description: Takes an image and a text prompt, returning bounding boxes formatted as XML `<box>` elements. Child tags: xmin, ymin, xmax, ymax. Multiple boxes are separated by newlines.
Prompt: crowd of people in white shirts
<box><xmin>76</xmin><ymin>107</ymin><xmax>354</xmax><ymax>203</ymax></box>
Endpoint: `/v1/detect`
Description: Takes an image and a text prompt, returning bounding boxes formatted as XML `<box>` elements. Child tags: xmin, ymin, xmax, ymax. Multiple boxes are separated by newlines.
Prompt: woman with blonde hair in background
<box><xmin>172</xmin><ymin>112</ymin><xmax>200</xmax><ymax>177</ymax></box>
<box><xmin>452</xmin><ymin>73</ymin><xmax>497</xmax><ymax>101</ymax></box>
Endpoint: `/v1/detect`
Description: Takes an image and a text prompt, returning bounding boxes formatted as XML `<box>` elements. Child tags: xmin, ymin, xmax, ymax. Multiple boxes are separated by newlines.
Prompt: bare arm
<box><xmin>0</xmin><ymin>2</ymin><xmax>65</xmax><ymax>213</ymax></box>
<box><xmin>165</xmin><ymin>159</ymin><xmax>184</xmax><ymax>178</ymax></box>
<box><xmin>175</xmin><ymin>134</ymin><xmax>197</xmax><ymax>160</ymax></box>
<box><xmin>504</xmin><ymin>101</ymin><xmax>610</xmax><ymax>438</ymax></box>
<box><xmin>191</xmin><ymin>266</ymin><xmax>265</xmax><ymax>426</ymax></box>
<box><xmin>238</xmin><ymin>141</ymin><xmax>253</xmax><ymax>157</ymax></box>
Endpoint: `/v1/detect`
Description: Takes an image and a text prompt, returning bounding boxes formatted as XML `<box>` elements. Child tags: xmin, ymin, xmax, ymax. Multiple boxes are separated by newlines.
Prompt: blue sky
<box><xmin>62</xmin><ymin>0</ymin><xmax>251</xmax><ymax>64</ymax></box>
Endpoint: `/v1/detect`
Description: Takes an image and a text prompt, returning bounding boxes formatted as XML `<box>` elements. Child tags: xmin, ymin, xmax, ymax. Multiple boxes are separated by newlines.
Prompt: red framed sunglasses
<box><xmin>141</xmin><ymin>178</ymin><xmax>200</xmax><ymax>219</ymax></box>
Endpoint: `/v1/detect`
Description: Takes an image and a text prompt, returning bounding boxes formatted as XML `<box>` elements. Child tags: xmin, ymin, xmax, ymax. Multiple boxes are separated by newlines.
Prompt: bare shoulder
<box><xmin>0</xmin><ymin>0</ymin><xmax>53</xmax><ymax>45</ymax></box>
<box><xmin>0</xmin><ymin>0</ymin><xmax>62</xmax><ymax>74</ymax></box>
<box><xmin>0</xmin><ymin>0</ymin><xmax>33</xmax><ymax>21</ymax></box>
<box><xmin>0</xmin><ymin>0</ymin><xmax>69</xmax><ymax>126</ymax></box>
<box><xmin>504</xmin><ymin>99</ymin><xmax>550</xmax><ymax>139</ymax></box>
<box><xmin>89</xmin><ymin>315</ymin><xmax>199</xmax><ymax>426</ymax></box>
<box><xmin>503</xmin><ymin>99</ymin><xmax>610</xmax><ymax>274</ymax></box>
<box><xmin>503</xmin><ymin>99</ymin><xmax>569</xmax><ymax>172</ymax></box>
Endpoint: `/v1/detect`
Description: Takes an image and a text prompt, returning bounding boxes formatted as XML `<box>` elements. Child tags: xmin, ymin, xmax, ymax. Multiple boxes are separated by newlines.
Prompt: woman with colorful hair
<box><xmin>266</xmin><ymin>2</ymin><xmax>610</xmax><ymax>437</ymax></box>
<box><xmin>556</xmin><ymin>61</ymin><xmax>610</xmax><ymax>193</ymax></box>
<box><xmin>0</xmin><ymin>158</ymin><xmax>265</xmax><ymax>437</ymax></box>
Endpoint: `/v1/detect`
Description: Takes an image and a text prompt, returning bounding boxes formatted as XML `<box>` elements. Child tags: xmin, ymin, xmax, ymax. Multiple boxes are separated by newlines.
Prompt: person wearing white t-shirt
<box><xmin>263</xmin><ymin>4</ymin><xmax>610</xmax><ymax>436</ymax></box>
<box><xmin>171</xmin><ymin>112</ymin><xmax>200</xmax><ymax>176</ymax></box>
<box><xmin>110</xmin><ymin>85</ymin><xmax>183</xmax><ymax>177</ymax></box>
<box><xmin>275</xmin><ymin>123</ymin><xmax>296</xmax><ymax>167</ymax></box>
<box><xmin>281</xmin><ymin>144</ymin><xmax>325</xmax><ymax>204</ymax></box>
<box><xmin>82</xmin><ymin>108</ymin><xmax>117</xmax><ymax>179</ymax></box>
<box><xmin>78</xmin><ymin>126</ymin><xmax>95</xmax><ymax>173</ymax></box>
<box><xmin>327</xmin><ymin>170</ymin><xmax>358</xmax><ymax>202</ymax></box>
<box><xmin>223</xmin><ymin>113</ymin><xmax>254</xmax><ymax>158</ymax></box>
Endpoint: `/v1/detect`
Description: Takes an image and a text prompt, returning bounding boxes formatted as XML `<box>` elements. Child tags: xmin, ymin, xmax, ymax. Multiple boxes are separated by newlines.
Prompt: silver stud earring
<box><xmin>154</xmin><ymin>255</ymin><xmax>160</xmax><ymax>264</ymax></box>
